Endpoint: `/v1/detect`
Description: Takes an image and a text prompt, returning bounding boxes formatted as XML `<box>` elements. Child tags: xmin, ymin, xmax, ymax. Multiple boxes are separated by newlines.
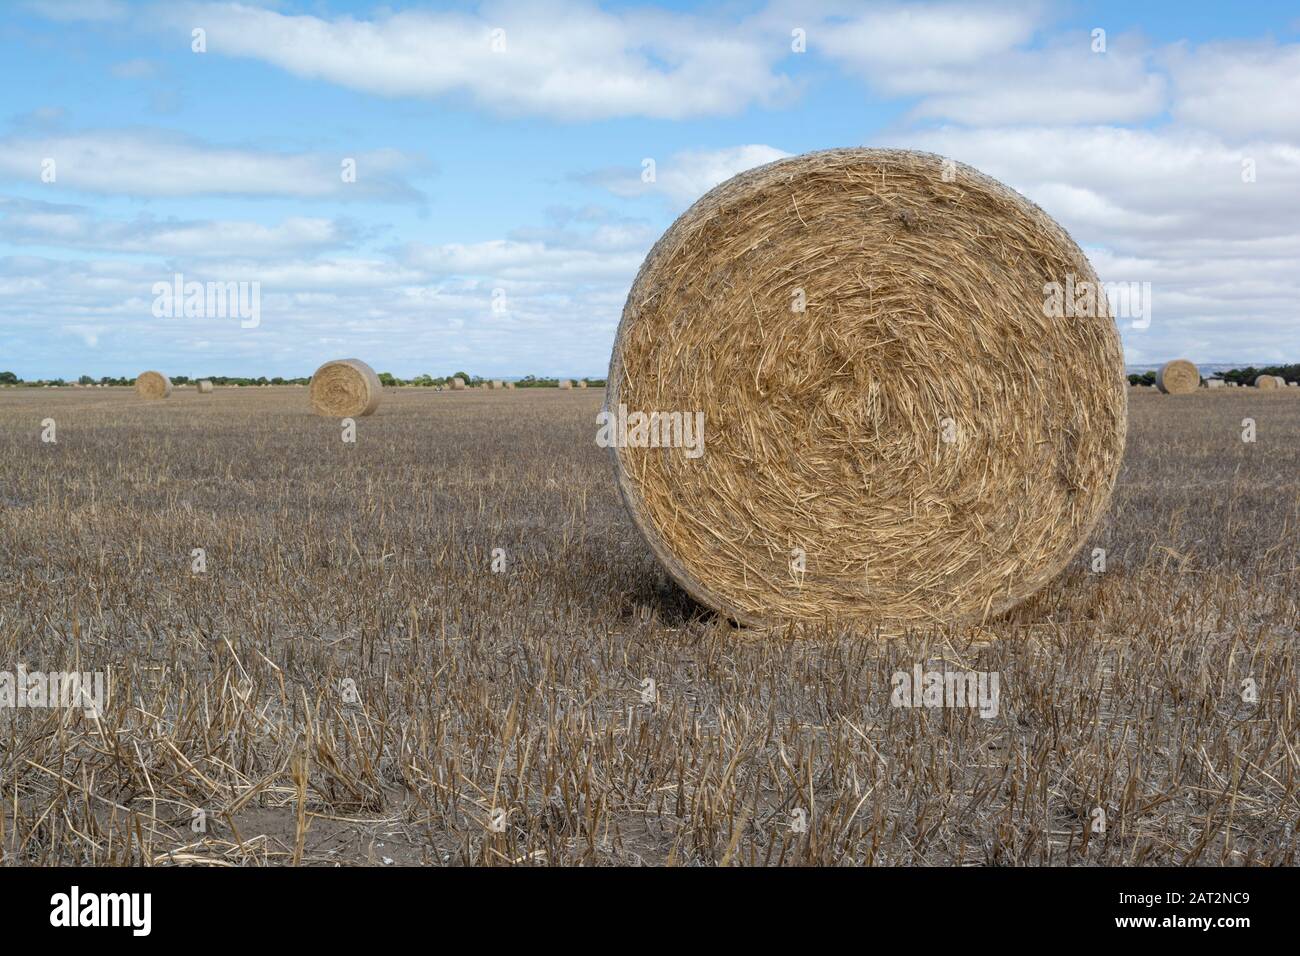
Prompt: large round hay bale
<box><xmin>135</xmin><ymin>370</ymin><xmax>171</xmax><ymax>400</ymax></box>
<box><xmin>197</xmin><ymin>379</ymin><xmax>214</xmax><ymax>394</ymax></box>
<box><xmin>1254</xmin><ymin>374</ymin><xmax>1282</xmax><ymax>390</ymax></box>
<box><xmin>606</xmin><ymin>148</ymin><xmax>1127</xmax><ymax>628</ymax></box>
<box><xmin>558</xmin><ymin>379</ymin><xmax>573</xmax><ymax>389</ymax></box>
<box><xmin>1205</xmin><ymin>379</ymin><xmax>1224</xmax><ymax>389</ymax></box>
<box><xmin>1156</xmin><ymin>359</ymin><xmax>1200</xmax><ymax>394</ymax></box>
<box><xmin>308</xmin><ymin>359</ymin><xmax>381</xmax><ymax>416</ymax></box>
<box><xmin>449</xmin><ymin>377</ymin><xmax>466</xmax><ymax>390</ymax></box>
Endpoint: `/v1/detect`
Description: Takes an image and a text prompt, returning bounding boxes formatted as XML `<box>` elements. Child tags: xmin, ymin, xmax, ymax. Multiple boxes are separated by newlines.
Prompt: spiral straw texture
<box><xmin>135</xmin><ymin>371</ymin><xmax>171</xmax><ymax>400</ymax></box>
<box><xmin>606</xmin><ymin>148</ymin><xmax>1127</xmax><ymax>628</ymax></box>
<box><xmin>1156</xmin><ymin>359</ymin><xmax>1200</xmax><ymax>394</ymax></box>
<box><xmin>308</xmin><ymin>359</ymin><xmax>382</xmax><ymax>417</ymax></box>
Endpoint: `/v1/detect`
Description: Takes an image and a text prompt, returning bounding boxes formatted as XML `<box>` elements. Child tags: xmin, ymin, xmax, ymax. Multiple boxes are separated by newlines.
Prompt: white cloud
<box><xmin>1167</xmin><ymin>41</ymin><xmax>1300</xmax><ymax>137</ymax></box>
<box><xmin>155</xmin><ymin>0</ymin><xmax>792</xmax><ymax>121</ymax></box>
<box><xmin>587</xmin><ymin>144</ymin><xmax>792</xmax><ymax>206</ymax></box>
<box><xmin>901</xmin><ymin>126</ymin><xmax>1300</xmax><ymax>245</ymax></box>
<box><xmin>905</xmin><ymin>50</ymin><xmax>1166</xmax><ymax>126</ymax></box>
<box><xmin>404</xmin><ymin>238</ymin><xmax>642</xmax><ymax>282</ymax></box>
<box><xmin>0</xmin><ymin>197</ymin><xmax>354</xmax><ymax>257</ymax></box>
<box><xmin>819</xmin><ymin>3</ymin><xmax>1040</xmax><ymax>69</ymax></box>
<box><xmin>820</xmin><ymin>5</ymin><xmax>1165</xmax><ymax>126</ymax></box>
<box><xmin>224</xmin><ymin>258</ymin><xmax>428</xmax><ymax>290</ymax></box>
<box><xmin>656</xmin><ymin>145</ymin><xmax>793</xmax><ymax>205</ymax></box>
<box><xmin>0</xmin><ymin>130</ymin><xmax>425</xmax><ymax>200</ymax></box>
<box><xmin>62</xmin><ymin>323</ymin><xmax>108</xmax><ymax>347</ymax></box>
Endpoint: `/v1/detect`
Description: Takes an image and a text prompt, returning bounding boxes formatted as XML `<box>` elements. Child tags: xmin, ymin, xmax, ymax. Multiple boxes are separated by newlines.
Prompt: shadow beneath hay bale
<box><xmin>626</xmin><ymin>574</ymin><xmax>720</xmax><ymax>629</ymax></box>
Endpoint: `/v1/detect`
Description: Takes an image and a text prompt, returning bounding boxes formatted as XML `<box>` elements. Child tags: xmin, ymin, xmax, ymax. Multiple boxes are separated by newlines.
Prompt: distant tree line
<box><xmin>1128</xmin><ymin>364</ymin><xmax>1299</xmax><ymax>387</ymax></box>
<box><xmin>1</xmin><ymin>370</ymin><xmax>606</xmax><ymax>388</ymax></box>
<box><xmin>1210</xmin><ymin>364</ymin><xmax>1299</xmax><ymax>386</ymax></box>
<box><xmin>375</xmin><ymin>372</ymin><xmax>607</xmax><ymax>388</ymax></box>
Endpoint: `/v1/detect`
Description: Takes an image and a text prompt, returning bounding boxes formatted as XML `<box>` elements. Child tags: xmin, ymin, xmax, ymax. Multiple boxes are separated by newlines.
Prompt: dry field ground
<box><xmin>1</xmin><ymin>385</ymin><xmax>1297</xmax><ymax>866</ymax></box>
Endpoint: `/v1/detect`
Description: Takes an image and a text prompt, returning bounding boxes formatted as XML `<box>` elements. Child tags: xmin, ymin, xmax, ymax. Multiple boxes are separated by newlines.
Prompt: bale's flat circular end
<box><xmin>607</xmin><ymin>148</ymin><xmax>1127</xmax><ymax>629</ymax></box>
<box><xmin>1157</xmin><ymin>359</ymin><xmax>1200</xmax><ymax>394</ymax></box>
<box><xmin>135</xmin><ymin>371</ymin><xmax>171</xmax><ymax>400</ymax></box>
<box><xmin>309</xmin><ymin>359</ymin><xmax>382</xmax><ymax>416</ymax></box>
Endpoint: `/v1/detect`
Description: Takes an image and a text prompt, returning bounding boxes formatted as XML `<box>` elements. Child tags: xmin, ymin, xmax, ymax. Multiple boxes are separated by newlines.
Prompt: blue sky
<box><xmin>2</xmin><ymin>0</ymin><xmax>1299</xmax><ymax>379</ymax></box>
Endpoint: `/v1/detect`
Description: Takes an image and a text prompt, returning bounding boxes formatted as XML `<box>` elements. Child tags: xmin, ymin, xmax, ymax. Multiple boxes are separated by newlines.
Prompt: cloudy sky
<box><xmin>2</xmin><ymin>0</ymin><xmax>1299</xmax><ymax>379</ymax></box>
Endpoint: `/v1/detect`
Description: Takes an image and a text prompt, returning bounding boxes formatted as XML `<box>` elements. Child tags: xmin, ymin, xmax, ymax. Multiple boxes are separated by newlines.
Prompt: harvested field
<box><xmin>1</xmin><ymin>386</ymin><xmax>1297</xmax><ymax>866</ymax></box>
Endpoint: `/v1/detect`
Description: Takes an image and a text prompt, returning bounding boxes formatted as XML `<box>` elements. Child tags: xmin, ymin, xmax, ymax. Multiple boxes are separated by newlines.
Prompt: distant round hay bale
<box><xmin>1254</xmin><ymin>374</ymin><xmax>1282</xmax><ymax>390</ymax></box>
<box><xmin>558</xmin><ymin>379</ymin><xmax>573</xmax><ymax>389</ymax></box>
<box><xmin>197</xmin><ymin>379</ymin><xmax>214</xmax><ymax>394</ymax></box>
<box><xmin>577</xmin><ymin>380</ymin><xmax>589</xmax><ymax>388</ymax></box>
<box><xmin>1156</xmin><ymin>359</ymin><xmax>1200</xmax><ymax>394</ymax></box>
<box><xmin>135</xmin><ymin>370</ymin><xmax>171</xmax><ymax>400</ymax></box>
<box><xmin>308</xmin><ymin>359</ymin><xmax>381</xmax><ymax>416</ymax></box>
<box><xmin>606</xmin><ymin>147</ymin><xmax>1127</xmax><ymax>628</ymax></box>
<box><xmin>505</xmin><ymin>381</ymin><xmax>516</xmax><ymax>389</ymax></box>
<box><xmin>1205</xmin><ymin>378</ymin><xmax>1224</xmax><ymax>389</ymax></box>
<box><xmin>449</xmin><ymin>377</ymin><xmax>466</xmax><ymax>390</ymax></box>
<box><xmin>489</xmin><ymin>380</ymin><xmax>503</xmax><ymax>389</ymax></box>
